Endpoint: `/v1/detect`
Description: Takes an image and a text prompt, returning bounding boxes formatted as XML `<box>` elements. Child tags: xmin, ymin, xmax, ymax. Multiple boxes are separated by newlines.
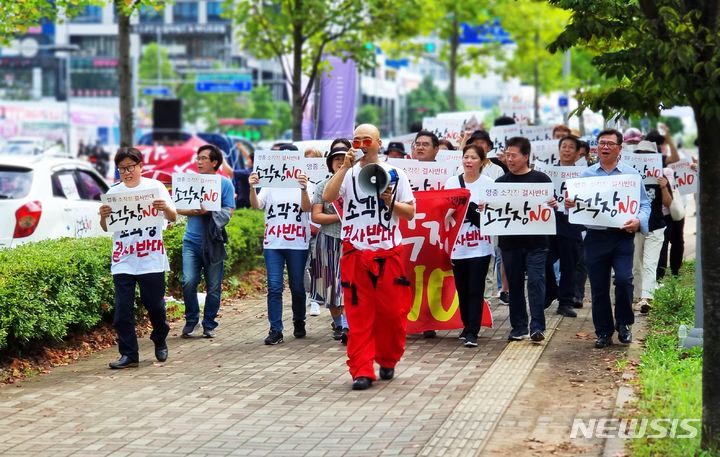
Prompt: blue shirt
<box><xmin>580</xmin><ymin>162</ymin><xmax>650</xmax><ymax>235</ymax></box>
<box><xmin>184</xmin><ymin>175</ymin><xmax>236</xmax><ymax>244</ymax></box>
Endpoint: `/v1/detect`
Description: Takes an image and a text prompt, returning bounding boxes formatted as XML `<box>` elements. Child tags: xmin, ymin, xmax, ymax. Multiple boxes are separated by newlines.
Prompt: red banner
<box><xmin>402</xmin><ymin>189</ymin><xmax>493</xmax><ymax>333</ymax></box>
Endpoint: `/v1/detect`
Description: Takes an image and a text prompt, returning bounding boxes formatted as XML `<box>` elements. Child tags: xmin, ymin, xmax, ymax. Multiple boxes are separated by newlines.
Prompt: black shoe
<box><xmin>154</xmin><ymin>342</ymin><xmax>168</xmax><ymax>362</ymax></box>
<box><xmin>464</xmin><ymin>334</ymin><xmax>478</xmax><ymax>347</ymax></box>
<box><xmin>264</xmin><ymin>329</ymin><xmax>284</xmax><ymax>345</ymax></box>
<box><xmin>557</xmin><ymin>306</ymin><xmax>578</xmax><ymax>317</ymax></box>
<box><xmin>508</xmin><ymin>329</ymin><xmax>529</xmax><ymax>341</ymax></box>
<box><xmin>573</xmin><ymin>300</ymin><xmax>584</xmax><ymax>309</ymax></box>
<box><xmin>109</xmin><ymin>355</ymin><xmax>139</xmax><ymax>369</ymax></box>
<box><xmin>499</xmin><ymin>291</ymin><xmax>510</xmax><ymax>304</ymax></box>
<box><xmin>458</xmin><ymin>329</ymin><xmax>468</xmax><ymax>340</ymax></box>
<box><xmin>423</xmin><ymin>330</ymin><xmax>437</xmax><ymax>338</ymax></box>
<box><xmin>617</xmin><ymin>325</ymin><xmax>633</xmax><ymax>344</ymax></box>
<box><xmin>352</xmin><ymin>377</ymin><xmax>373</xmax><ymax>390</ymax></box>
<box><xmin>202</xmin><ymin>329</ymin><xmax>216</xmax><ymax>339</ymax></box>
<box><xmin>181</xmin><ymin>323</ymin><xmax>197</xmax><ymax>338</ymax></box>
<box><xmin>595</xmin><ymin>335</ymin><xmax>613</xmax><ymax>349</ymax></box>
<box><xmin>379</xmin><ymin>367</ymin><xmax>395</xmax><ymax>380</ymax></box>
<box><xmin>332</xmin><ymin>325</ymin><xmax>343</xmax><ymax>341</ymax></box>
<box><xmin>293</xmin><ymin>320</ymin><xmax>306</xmax><ymax>338</ymax></box>
<box><xmin>340</xmin><ymin>328</ymin><xmax>349</xmax><ymax>345</ymax></box>
<box><xmin>530</xmin><ymin>330</ymin><xmax>545</xmax><ymax>342</ymax></box>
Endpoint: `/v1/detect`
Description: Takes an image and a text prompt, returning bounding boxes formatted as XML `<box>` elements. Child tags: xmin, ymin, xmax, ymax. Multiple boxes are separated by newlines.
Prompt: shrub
<box><xmin>0</xmin><ymin>209</ymin><xmax>265</xmax><ymax>352</ymax></box>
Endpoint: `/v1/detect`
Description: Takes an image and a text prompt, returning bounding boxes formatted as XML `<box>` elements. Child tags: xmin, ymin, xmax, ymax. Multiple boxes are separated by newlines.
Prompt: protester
<box><xmin>177</xmin><ymin>144</ymin><xmax>236</xmax><ymax>339</ymax></box>
<box><xmin>99</xmin><ymin>147</ymin><xmax>177</xmax><ymax>369</ymax></box>
<box><xmin>385</xmin><ymin>141</ymin><xmax>408</xmax><ymax>159</ymax></box>
<box><xmin>438</xmin><ymin>139</ymin><xmax>455</xmax><ymax>150</ymax></box>
<box><xmin>411</xmin><ymin>130</ymin><xmax>439</xmax><ymax>162</ymax></box>
<box><xmin>623</xmin><ymin>127</ymin><xmax>644</xmax><ymax>146</ymax></box>
<box><xmin>494</xmin><ymin>137</ymin><xmax>556</xmax><ymax>342</ymax></box>
<box><xmin>249</xmin><ymin>167</ymin><xmax>312</xmax><ymax>345</ymax></box>
<box><xmin>552</xmin><ymin>124</ymin><xmax>571</xmax><ymax>139</ymax></box>
<box><xmin>544</xmin><ymin>135</ymin><xmax>583</xmax><ymax>318</ymax></box>
<box><xmin>445</xmin><ymin>144</ymin><xmax>494</xmax><ymax>348</ymax></box>
<box><xmin>631</xmin><ymin>140</ymin><xmax>672</xmax><ymax>314</ymax></box>
<box><xmin>322</xmin><ymin>123</ymin><xmax>415</xmax><ymax>391</ymax></box>
<box><xmin>303</xmin><ymin>148</ymin><xmax>324</xmax><ymax>316</ymax></box>
<box><xmin>311</xmin><ymin>139</ymin><xmax>350</xmax><ymax>343</ymax></box>
<box><xmin>565</xmin><ymin>129</ymin><xmax>650</xmax><ymax>348</ymax></box>
<box><xmin>574</xmin><ymin>139</ymin><xmax>591</xmax><ymax>306</ymax></box>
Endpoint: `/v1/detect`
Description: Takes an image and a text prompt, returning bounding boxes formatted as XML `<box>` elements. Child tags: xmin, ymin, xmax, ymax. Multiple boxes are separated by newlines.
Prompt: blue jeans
<box><xmin>584</xmin><ymin>230</ymin><xmax>635</xmax><ymax>337</ymax></box>
<box><xmin>502</xmin><ymin>247</ymin><xmax>548</xmax><ymax>334</ymax></box>
<box><xmin>182</xmin><ymin>239</ymin><xmax>225</xmax><ymax>331</ymax></box>
<box><xmin>264</xmin><ymin>248</ymin><xmax>309</xmax><ymax>332</ymax></box>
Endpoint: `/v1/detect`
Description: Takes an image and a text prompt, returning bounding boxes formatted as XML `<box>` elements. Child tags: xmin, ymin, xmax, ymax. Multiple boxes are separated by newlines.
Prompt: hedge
<box><xmin>0</xmin><ymin>208</ymin><xmax>265</xmax><ymax>352</ymax></box>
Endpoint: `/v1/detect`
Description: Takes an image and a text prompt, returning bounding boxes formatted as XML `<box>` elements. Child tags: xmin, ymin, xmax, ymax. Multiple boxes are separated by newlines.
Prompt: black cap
<box><xmin>386</xmin><ymin>141</ymin><xmax>406</xmax><ymax>155</ymax></box>
<box><xmin>272</xmin><ymin>142</ymin><xmax>299</xmax><ymax>151</ymax></box>
<box><xmin>326</xmin><ymin>147</ymin><xmax>347</xmax><ymax>172</ymax></box>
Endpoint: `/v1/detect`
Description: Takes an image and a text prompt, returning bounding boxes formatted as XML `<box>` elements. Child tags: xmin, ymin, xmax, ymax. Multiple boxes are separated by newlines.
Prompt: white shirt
<box><xmin>108</xmin><ymin>177</ymin><xmax>175</xmax><ymax>275</ymax></box>
<box><xmin>445</xmin><ymin>174</ymin><xmax>495</xmax><ymax>259</ymax></box>
<box><xmin>338</xmin><ymin>162</ymin><xmax>415</xmax><ymax>251</ymax></box>
<box><xmin>257</xmin><ymin>187</ymin><xmax>311</xmax><ymax>250</ymax></box>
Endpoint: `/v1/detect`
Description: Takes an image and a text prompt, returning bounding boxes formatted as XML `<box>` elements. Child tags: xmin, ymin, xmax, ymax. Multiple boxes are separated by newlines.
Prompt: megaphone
<box><xmin>357</xmin><ymin>162</ymin><xmax>399</xmax><ymax>195</ymax></box>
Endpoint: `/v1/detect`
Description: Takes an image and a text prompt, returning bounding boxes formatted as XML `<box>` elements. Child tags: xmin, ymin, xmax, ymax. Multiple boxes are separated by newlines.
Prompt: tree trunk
<box><xmin>116</xmin><ymin>1</ymin><xmax>133</xmax><ymax>147</ymax></box>
<box><xmin>291</xmin><ymin>1</ymin><xmax>304</xmax><ymax>141</ymax></box>
<box><xmin>533</xmin><ymin>29</ymin><xmax>540</xmax><ymax>125</ymax></box>
<box><xmin>448</xmin><ymin>17</ymin><xmax>459</xmax><ymax>112</ymax></box>
<box><xmin>696</xmin><ymin>109</ymin><xmax>720</xmax><ymax>450</ymax></box>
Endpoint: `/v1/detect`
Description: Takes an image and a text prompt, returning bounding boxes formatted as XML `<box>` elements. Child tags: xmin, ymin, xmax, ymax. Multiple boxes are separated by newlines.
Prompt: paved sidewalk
<box><xmin>0</xmin><ymin>290</ymin><xmax>637</xmax><ymax>457</ymax></box>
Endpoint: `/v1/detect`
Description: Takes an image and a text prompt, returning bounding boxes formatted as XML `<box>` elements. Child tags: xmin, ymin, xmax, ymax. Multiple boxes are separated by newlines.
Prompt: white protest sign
<box><xmin>253</xmin><ymin>149</ymin><xmax>304</xmax><ymax>188</ymax></box>
<box><xmin>499</xmin><ymin>98</ymin><xmax>532</xmax><ymax>125</ymax></box>
<box><xmin>619</xmin><ymin>152</ymin><xmax>664</xmax><ymax>184</ymax></box>
<box><xmin>477</xmin><ymin>182</ymin><xmax>556</xmax><ymax>235</ymax></box>
<box><xmin>533</xmin><ymin>162</ymin><xmax>587</xmax><ymax>214</ymax></box>
<box><xmin>489</xmin><ymin>125</ymin><xmax>555</xmax><ymax>154</ymax></box>
<box><xmin>58</xmin><ymin>174</ymin><xmax>81</xmax><ymax>200</ymax></box>
<box><xmin>299</xmin><ymin>158</ymin><xmax>332</xmax><ymax>185</ymax></box>
<box><xmin>171</xmin><ymin>173</ymin><xmax>222</xmax><ymax>211</ymax></box>
<box><xmin>422</xmin><ymin>117</ymin><xmax>464</xmax><ymax>145</ymax></box>
<box><xmin>565</xmin><ymin>174</ymin><xmax>642</xmax><ymax>228</ymax></box>
<box><xmin>388</xmin><ymin>133</ymin><xmax>417</xmax><ymax>154</ymax></box>
<box><xmin>530</xmin><ymin>139</ymin><xmax>561</xmax><ymax>165</ymax></box>
<box><xmin>101</xmin><ymin>188</ymin><xmax>163</xmax><ymax>232</ymax></box>
<box><xmin>489</xmin><ymin>124</ymin><xmax>522</xmax><ymax>153</ymax></box>
<box><xmin>387</xmin><ymin>159</ymin><xmax>456</xmax><ymax>191</ymax></box>
<box><xmin>436</xmin><ymin>149</ymin><xmax>463</xmax><ymax>163</ymax></box>
<box><xmin>668</xmin><ymin>160</ymin><xmax>697</xmax><ymax>195</ymax></box>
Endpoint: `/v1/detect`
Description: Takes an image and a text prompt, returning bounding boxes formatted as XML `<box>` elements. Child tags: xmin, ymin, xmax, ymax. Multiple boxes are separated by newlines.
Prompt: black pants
<box><xmin>657</xmin><ymin>215</ymin><xmax>685</xmax><ymax>279</ymax></box>
<box><xmin>574</xmin><ymin>239</ymin><xmax>587</xmax><ymax>303</ymax></box>
<box><xmin>113</xmin><ymin>272</ymin><xmax>170</xmax><ymax>361</ymax></box>
<box><xmin>546</xmin><ymin>236</ymin><xmax>582</xmax><ymax>308</ymax></box>
<box><xmin>452</xmin><ymin>255</ymin><xmax>492</xmax><ymax>337</ymax></box>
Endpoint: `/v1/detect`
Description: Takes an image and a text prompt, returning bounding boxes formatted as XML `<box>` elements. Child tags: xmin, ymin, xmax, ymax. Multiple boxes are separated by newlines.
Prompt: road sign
<box><xmin>143</xmin><ymin>87</ymin><xmax>170</xmax><ymax>96</ymax></box>
<box><xmin>558</xmin><ymin>95</ymin><xmax>569</xmax><ymax>108</ymax></box>
<box><xmin>195</xmin><ymin>80</ymin><xmax>252</xmax><ymax>93</ymax></box>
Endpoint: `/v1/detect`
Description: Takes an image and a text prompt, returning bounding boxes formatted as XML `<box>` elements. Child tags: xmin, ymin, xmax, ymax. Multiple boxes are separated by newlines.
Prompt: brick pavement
<box><xmin>0</xmin><ymin>289</ymin><xmax>634</xmax><ymax>457</ymax></box>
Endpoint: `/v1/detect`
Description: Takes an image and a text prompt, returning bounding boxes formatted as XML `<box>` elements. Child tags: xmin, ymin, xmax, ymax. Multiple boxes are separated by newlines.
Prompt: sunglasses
<box><xmin>351</xmin><ymin>138</ymin><xmax>374</xmax><ymax>149</ymax></box>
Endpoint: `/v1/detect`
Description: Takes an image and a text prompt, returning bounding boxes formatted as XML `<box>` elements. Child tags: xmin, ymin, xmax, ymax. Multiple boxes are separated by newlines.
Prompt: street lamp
<box><xmin>40</xmin><ymin>44</ymin><xmax>80</xmax><ymax>155</ymax></box>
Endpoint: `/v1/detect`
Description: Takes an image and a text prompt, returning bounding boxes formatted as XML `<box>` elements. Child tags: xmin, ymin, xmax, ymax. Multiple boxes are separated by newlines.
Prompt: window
<box><xmin>139</xmin><ymin>5</ymin><xmax>164</xmax><ymax>24</ymax></box>
<box><xmin>71</xmin><ymin>5</ymin><xmax>103</xmax><ymax>24</ymax></box>
<box><xmin>173</xmin><ymin>2</ymin><xmax>198</xmax><ymax>23</ymax></box>
<box><xmin>206</xmin><ymin>1</ymin><xmax>227</xmax><ymax>22</ymax></box>
<box><xmin>52</xmin><ymin>171</ymin><xmax>81</xmax><ymax>200</ymax></box>
<box><xmin>0</xmin><ymin>168</ymin><xmax>33</xmax><ymax>199</ymax></box>
<box><xmin>76</xmin><ymin>170</ymin><xmax>108</xmax><ymax>201</ymax></box>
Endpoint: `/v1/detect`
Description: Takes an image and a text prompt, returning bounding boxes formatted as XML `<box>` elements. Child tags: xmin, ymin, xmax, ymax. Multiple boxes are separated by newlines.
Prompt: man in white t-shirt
<box><xmin>99</xmin><ymin>147</ymin><xmax>177</xmax><ymax>369</ymax></box>
<box><xmin>323</xmin><ymin>124</ymin><xmax>416</xmax><ymax>391</ymax></box>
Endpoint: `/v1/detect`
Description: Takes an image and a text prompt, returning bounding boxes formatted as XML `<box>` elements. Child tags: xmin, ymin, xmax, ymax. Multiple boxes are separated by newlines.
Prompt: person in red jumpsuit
<box><xmin>322</xmin><ymin>123</ymin><xmax>416</xmax><ymax>390</ymax></box>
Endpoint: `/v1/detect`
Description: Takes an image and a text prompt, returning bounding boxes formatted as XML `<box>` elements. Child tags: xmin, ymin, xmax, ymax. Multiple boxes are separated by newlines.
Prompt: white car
<box><xmin>0</xmin><ymin>137</ymin><xmax>66</xmax><ymax>157</ymax></box>
<box><xmin>0</xmin><ymin>155</ymin><xmax>109</xmax><ymax>249</ymax></box>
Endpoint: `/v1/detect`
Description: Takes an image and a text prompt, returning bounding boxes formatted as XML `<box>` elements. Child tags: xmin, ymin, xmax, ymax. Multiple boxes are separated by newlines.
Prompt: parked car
<box><xmin>0</xmin><ymin>137</ymin><xmax>66</xmax><ymax>157</ymax></box>
<box><xmin>0</xmin><ymin>155</ymin><xmax>109</xmax><ymax>249</ymax></box>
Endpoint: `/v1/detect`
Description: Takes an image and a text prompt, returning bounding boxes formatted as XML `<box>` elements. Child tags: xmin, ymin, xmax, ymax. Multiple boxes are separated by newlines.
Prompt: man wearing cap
<box><xmin>565</xmin><ymin>129</ymin><xmax>650</xmax><ymax>349</ymax></box>
<box><xmin>623</xmin><ymin>128</ymin><xmax>643</xmax><ymax>145</ymax></box>
<box><xmin>386</xmin><ymin>141</ymin><xmax>408</xmax><ymax>159</ymax></box>
<box><xmin>323</xmin><ymin>124</ymin><xmax>416</xmax><ymax>391</ymax></box>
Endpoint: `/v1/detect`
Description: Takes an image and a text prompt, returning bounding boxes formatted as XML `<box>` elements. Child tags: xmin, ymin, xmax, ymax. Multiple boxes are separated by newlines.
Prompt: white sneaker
<box><xmin>309</xmin><ymin>301</ymin><xmax>321</xmax><ymax>316</ymax></box>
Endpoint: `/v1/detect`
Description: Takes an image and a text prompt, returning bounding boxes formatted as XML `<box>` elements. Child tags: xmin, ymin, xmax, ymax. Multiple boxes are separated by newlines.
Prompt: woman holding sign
<box><xmin>445</xmin><ymin>144</ymin><xmax>495</xmax><ymax>348</ymax></box>
<box><xmin>249</xmin><ymin>169</ymin><xmax>312</xmax><ymax>346</ymax></box>
<box><xmin>99</xmin><ymin>147</ymin><xmax>177</xmax><ymax>369</ymax></box>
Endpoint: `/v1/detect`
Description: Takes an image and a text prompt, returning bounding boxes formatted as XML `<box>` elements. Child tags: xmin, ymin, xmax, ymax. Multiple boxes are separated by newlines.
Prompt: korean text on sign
<box><xmin>253</xmin><ymin>150</ymin><xmax>305</xmax><ymax>188</ymax></box>
<box><xmin>668</xmin><ymin>160</ymin><xmax>697</xmax><ymax>195</ymax></box>
<box><xmin>533</xmin><ymin>162</ymin><xmax>586</xmax><ymax>214</ymax></box>
<box><xmin>172</xmin><ymin>173</ymin><xmax>222</xmax><ymax>211</ymax></box>
<box><xmin>101</xmin><ymin>188</ymin><xmax>164</xmax><ymax>232</ymax></box>
<box><xmin>478</xmin><ymin>182</ymin><xmax>556</xmax><ymax>236</ymax></box>
<box><xmin>565</xmin><ymin>174</ymin><xmax>642</xmax><ymax>228</ymax></box>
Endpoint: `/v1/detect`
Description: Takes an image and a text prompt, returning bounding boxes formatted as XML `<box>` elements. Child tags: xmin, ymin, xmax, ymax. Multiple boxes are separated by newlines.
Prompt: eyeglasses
<box><xmin>351</xmin><ymin>138</ymin><xmax>374</xmax><ymax>149</ymax></box>
<box><xmin>598</xmin><ymin>141</ymin><xmax>620</xmax><ymax>148</ymax></box>
<box><xmin>117</xmin><ymin>164</ymin><xmax>139</xmax><ymax>174</ymax></box>
<box><xmin>197</xmin><ymin>156</ymin><xmax>211</xmax><ymax>161</ymax></box>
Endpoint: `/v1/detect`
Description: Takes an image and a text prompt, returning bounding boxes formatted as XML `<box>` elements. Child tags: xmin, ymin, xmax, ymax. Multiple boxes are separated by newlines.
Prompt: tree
<box><xmin>137</xmin><ymin>42</ymin><xmax>176</xmax><ymax>107</ymax></box>
<box><xmin>228</xmin><ymin>0</ymin><xmax>424</xmax><ymax>140</ymax></box>
<box><xmin>405</xmin><ymin>76</ymin><xmax>450</xmax><ymax>130</ymax></box>
<box><xmin>356</xmin><ymin>104</ymin><xmax>381</xmax><ymax>126</ymax></box>
<box><xmin>0</xmin><ymin>1</ymin><xmax>101</xmax><ymax>43</ymax></box>
<box><xmin>548</xmin><ymin>0</ymin><xmax>720</xmax><ymax>450</ymax></box>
